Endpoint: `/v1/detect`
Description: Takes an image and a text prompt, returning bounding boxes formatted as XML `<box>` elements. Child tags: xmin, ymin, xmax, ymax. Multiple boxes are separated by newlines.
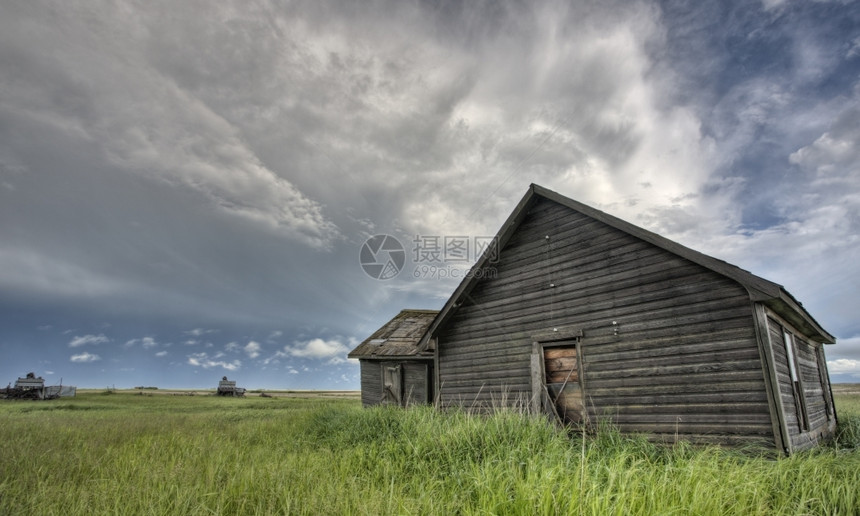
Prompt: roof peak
<box><xmin>416</xmin><ymin>183</ymin><xmax>833</xmax><ymax>345</ymax></box>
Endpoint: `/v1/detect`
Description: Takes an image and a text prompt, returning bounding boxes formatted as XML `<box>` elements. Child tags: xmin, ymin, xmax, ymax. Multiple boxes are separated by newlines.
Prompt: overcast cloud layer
<box><xmin>1</xmin><ymin>0</ymin><xmax>859</xmax><ymax>389</ymax></box>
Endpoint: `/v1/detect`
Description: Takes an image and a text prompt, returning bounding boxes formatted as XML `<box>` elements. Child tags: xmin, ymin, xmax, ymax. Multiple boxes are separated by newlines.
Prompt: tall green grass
<box><xmin>1</xmin><ymin>392</ymin><xmax>858</xmax><ymax>515</ymax></box>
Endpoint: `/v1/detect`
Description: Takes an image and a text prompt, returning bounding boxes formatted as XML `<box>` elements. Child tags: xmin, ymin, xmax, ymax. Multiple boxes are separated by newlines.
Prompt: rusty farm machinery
<box><xmin>2</xmin><ymin>372</ymin><xmax>76</xmax><ymax>400</ymax></box>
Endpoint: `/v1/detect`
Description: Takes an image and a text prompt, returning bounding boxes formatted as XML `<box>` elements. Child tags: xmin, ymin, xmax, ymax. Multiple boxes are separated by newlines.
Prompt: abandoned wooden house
<box><xmin>356</xmin><ymin>184</ymin><xmax>837</xmax><ymax>454</ymax></box>
<box><xmin>349</xmin><ymin>309</ymin><xmax>437</xmax><ymax>407</ymax></box>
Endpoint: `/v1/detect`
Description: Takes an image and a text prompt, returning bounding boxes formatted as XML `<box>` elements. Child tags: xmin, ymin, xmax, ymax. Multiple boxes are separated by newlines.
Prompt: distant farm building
<box><xmin>216</xmin><ymin>376</ymin><xmax>246</xmax><ymax>397</ymax></box>
<box><xmin>354</xmin><ymin>184</ymin><xmax>838</xmax><ymax>454</ymax></box>
<box><xmin>349</xmin><ymin>309</ymin><xmax>437</xmax><ymax>407</ymax></box>
<box><xmin>2</xmin><ymin>372</ymin><xmax>76</xmax><ymax>400</ymax></box>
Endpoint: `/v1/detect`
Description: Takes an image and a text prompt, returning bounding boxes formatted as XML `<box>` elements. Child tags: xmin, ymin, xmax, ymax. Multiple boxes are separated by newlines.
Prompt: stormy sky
<box><xmin>1</xmin><ymin>0</ymin><xmax>859</xmax><ymax>389</ymax></box>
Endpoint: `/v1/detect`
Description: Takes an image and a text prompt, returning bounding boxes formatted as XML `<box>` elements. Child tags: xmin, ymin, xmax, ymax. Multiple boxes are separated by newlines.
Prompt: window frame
<box><xmin>782</xmin><ymin>329</ymin><xmax>810</xmax><ymax>432</ymax></box>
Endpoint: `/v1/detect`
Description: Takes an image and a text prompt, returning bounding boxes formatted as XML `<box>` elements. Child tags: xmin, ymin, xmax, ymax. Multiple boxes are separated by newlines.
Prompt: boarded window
<box><xmin>782</xmin><ymin>329</ymin><xmax>809</xmax><ymax>432</ymax></box>
<box><xmin>816</xmin><ymin>346</ymin><xmax>834</xmax><ymax>419</ymax></box>
<box><xmin>795</xmin><ymin>337</ymin><xmax>830</xmax><ymax>428</ymax></box>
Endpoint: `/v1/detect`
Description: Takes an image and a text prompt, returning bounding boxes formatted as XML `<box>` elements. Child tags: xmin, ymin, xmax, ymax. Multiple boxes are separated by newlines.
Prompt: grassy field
<box><xmin>1</xmin><ymin>389</ymin><xmax>859</xmax><ymax>515</ymax></box>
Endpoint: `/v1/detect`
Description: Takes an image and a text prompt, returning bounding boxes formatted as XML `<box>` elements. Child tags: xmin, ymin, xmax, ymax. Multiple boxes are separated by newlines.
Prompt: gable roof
<box><xmin>348</xmin><ymin>309</ymin><xmax>438</xmax><ymax>359</ymax></box>
<box><xmin>418</xmin><ymin>184</ymin><xmax>834</xmax><ymax>347</ymax></box>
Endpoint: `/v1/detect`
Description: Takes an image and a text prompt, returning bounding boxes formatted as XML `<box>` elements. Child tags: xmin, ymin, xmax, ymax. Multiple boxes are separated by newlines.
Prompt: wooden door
<box><xmin>544</xmin><ymin>344</ymin><xmax>584</xmax><ymax>425</ymax></box>
<box><xmin>382</xmin><ymin>364</ymin><xmax>402</xmax><ymax>405</ymax></box>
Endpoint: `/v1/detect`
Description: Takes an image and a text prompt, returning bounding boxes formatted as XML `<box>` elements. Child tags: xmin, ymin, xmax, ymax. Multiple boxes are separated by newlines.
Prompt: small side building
<box><xmin>349</xmin><ymin>309</ymin><xmax>437</xmax><ymax>407</ymax></box>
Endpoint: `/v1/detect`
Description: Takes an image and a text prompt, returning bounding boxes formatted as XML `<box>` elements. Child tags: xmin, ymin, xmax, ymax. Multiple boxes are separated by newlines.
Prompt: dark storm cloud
<box><xmin>1</xmin><ymin>0</ymin><xmax>859</xmax><ymax>387</ymax></box>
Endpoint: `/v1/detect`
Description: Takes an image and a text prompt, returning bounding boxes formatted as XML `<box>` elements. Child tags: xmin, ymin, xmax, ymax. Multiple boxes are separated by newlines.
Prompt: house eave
<box><xmin>350</xmin><ymin>354</ymin><xmax>434</xmax><ymax>361</ymax></box>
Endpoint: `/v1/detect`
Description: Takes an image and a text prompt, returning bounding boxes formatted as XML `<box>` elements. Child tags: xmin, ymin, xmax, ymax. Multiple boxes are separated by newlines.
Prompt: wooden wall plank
<box><xmin>359</xmin><ymin>360</ymin><xmax>383</xmax><ymax>407</ymax></box>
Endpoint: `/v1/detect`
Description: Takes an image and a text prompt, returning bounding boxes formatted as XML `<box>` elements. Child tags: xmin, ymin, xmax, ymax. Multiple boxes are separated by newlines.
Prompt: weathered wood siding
<box><xmin>403</xmin><ymin>362</ymin><xmax>432</xmax><ymax>406</ymax></box>
<box><xmin>359</xmin><ymin>359</ymin><xmax>383</xmax><ymax>407</ymax></box>
<box><xmin>796</xmin><ymin>338</ymin><xmax>828</xmax><ymax>430</ymax></box>
<box><xmin>766</xmin><ymin>316</ymin><xmax>835</xmax><ymax>451</ymax></box>
<box><xmin>359</xmin><ymin>359</ymin><xmax>432</xmax><ymax>407</ymax></box>
<box><xmin>437</xmin><ymin>198</ymin><xmax>774</xmax><ymax>446</ymax></box>
<box><xmin>767</xmin><ymin>321</ymin><xmax>802</xmax><ymax>437</ymax></box>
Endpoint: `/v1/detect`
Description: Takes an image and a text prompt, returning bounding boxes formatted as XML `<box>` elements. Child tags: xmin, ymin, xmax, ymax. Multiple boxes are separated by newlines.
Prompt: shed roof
<box><xmin>417</xmin><ymin>184</ymin><xmax>834</xmax><ymax>347</ymax></box>
<box><xmin>348</xmin><ymin>309</ymin><xmax>438</xmax><ymax>359</ymax></box>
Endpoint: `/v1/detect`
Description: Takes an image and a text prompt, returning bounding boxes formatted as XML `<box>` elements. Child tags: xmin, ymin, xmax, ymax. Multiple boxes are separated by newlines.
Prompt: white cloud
<box><xmin>283</xmin><ymin>338</ymin><xmax>350</xmax><ymax>360</ymax></box>
<box><xmin>789</xmin><ymin>106</ymin><xmax>860</xmax><ymax>179</ymax></box>
<box><xmin>261</xmin><ymin>355</ymin><xmax>280</xmax><ymax>366</ymax></box>
<box><xmin>244</xmin><ymin>341</ymin><xmax>262</xmax><ymax>359</ymax></box>
<box><xmin>760</xmin><ymin>0</ymin><xmax>787</xmax><ymax>11</ymax></box>
<box><xmin>155</xmin><ymin>350</ymin><xmax>168</xmax><ymax>357</ymax></box>
<box><xmin>827</xmin><ymin>336</ymin><xmax>860</xmax><ymax>367</ymax></box>
<box><xmin>184</xmin><ymin>328</ymin><xmax>218</xmax><ymax>337</ymax></box>
<box><xmin>379</xmin><ymin>1</ymin><xmax>723</xmax><ymax>248</ymax></box>
<box><xmin>827</xmin><ymin>359</ymin><xmax>860</xmax><ymax>376</ymax></box>
<box><xmin>125</xmin><ymin>337</ymin><xmax>159</xmax><ymax>349</ymax></box>
<box><xmin>69</xmin><ymin>334</ymin><xmax>109</xmax><ymax>348</ymax></box>
<box><xmin>70</xmin><ymin>352</ymin><xmax>101</xmax><ymax>363</ymax></box>
<box><xmin>187</xmin><ymin>352</ymin><xmax>240</xmax><ymax>371</ymax></box>
<box><xmin>0</xmin><ymin>2</ymin><xmax>342</xmax><ymax>250</ymax></box>
<box><xmin>849</xmin><ymin>36</ymin><xmax>860</xmax><ymax>58</ymax></box>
